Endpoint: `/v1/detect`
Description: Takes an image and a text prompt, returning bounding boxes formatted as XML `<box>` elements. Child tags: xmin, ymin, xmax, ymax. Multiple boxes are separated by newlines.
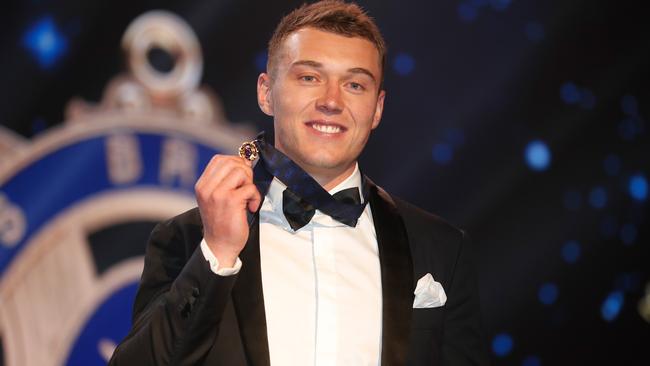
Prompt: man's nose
<box><xmin>316</xmin><ymin>82</ymin><xmax>343</xmax><ymax>113</ymax></box>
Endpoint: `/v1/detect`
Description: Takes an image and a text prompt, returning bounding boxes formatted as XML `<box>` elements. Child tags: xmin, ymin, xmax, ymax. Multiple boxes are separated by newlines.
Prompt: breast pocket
<box><xmin>407</xmin><ymin>307</ymin><xmax>445</xmax><ymax>365</ymax></box>
<box><xmin>411</xmin><ymin>307</ymin><xmax>445</xmax><ymax>330</ymax></box>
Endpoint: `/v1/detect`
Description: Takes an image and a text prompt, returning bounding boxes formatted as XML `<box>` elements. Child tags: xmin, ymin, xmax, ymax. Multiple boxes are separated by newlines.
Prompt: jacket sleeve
<box><xmin>440</xmin><ymin>231</ymin><xmax>490</xmax><ymax>365</ymax></box>
<box><xmin>109</xmin><ymin>211</ymin><xmax>237</xmax><ymax>365</ymax></box>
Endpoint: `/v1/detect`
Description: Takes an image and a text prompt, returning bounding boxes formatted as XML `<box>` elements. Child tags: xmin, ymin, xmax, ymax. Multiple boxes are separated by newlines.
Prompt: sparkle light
<box><xmin>525</xmin><ymin>140</ymin><xmax>551</xmax><ymax>171</ymax></box>
<box><xmin>432</xmin><ymin>143</ymin><xmax>453</xmax><ymax>164</ymax></box>
<box><xmin>458</xmin><ymin>2</ymin><xmax>479</xmax><ymax>22</ymax></box>
<box><xmin>492</xmin><ymin>333</ymin><xmax>514</xmax><ymax>357</ymax></box>
<box><xmin>393</xmin><ymin>52</ymin><xmax>415</xmax><ymax>76</ymax></box>
<box><xmin>522</xmin><ymin>356</ymin><xmax>542</xmax><ymax>366</ymax></box>
<box><xmin>588</xmin><ymin>186</ymin><xmax>607</xmax><ymax>209</ymax></box>
<box><xmin>628</xmin><ymin>174</ymin><xmax>648</xmax><ymax>201</ymax></box>
<box><xmin>560</xmin><ymin>82</ymin><xmax>581</xmax><ymax>104</ymax></box>
<box><xmin>22</xmin><ymin>16</ymin><xmax>68</xmax><ymax>69</ymax></box>
<box><xmin>538</xmin><ymin>283</ymin><xmax>559</xmax><ymax>305</ymax></box>
<box><xmin>601</xmin><ymin>291</ymin><xmax>624</xmax><ymax>322</ymax></box>
<box><xmin>561</xmin><ymin>240</ymin><xmax>580</xmax><ymax>263</ymax></box>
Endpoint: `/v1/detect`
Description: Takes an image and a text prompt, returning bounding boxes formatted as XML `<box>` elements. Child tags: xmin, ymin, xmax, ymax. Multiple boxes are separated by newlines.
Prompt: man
<box><xmin>110</xmin><ymin>1</ymin><xmax>488</xmax><ymax>365</ymax></box>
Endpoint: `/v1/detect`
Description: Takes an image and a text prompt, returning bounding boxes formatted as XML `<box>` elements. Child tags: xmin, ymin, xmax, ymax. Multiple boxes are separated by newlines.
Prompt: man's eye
<box><xmin>349</xmin><ymin>82</ymin><xmax>364</xmax><ymax>91</ymax></box>
<box><xmin>300</xmin><ymin>75</ymin><xmax>316</xmax><ymax>82</ymax></box>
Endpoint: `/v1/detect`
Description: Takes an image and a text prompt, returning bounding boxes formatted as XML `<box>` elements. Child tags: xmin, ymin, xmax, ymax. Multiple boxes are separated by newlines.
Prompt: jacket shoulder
<box><xmin>150</xmin><ymin>207</ymin><xmax>203</xmax><ymax>256</ymax></box>
<box><xmin>389</xmin><ymin>193</ymin><xmax>466</xmax><ymax>244</ymax></box>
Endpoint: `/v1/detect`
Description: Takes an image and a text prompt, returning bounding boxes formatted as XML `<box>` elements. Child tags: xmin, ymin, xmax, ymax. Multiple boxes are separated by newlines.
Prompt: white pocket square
<box><xmin>413</xmin><ymin>273</ymin><xmax>447</xmax><ymax>308</ymax></box>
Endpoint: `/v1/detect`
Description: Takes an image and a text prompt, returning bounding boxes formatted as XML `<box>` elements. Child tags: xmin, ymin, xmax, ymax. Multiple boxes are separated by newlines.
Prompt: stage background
<box><xmin>1</xmin><ymin>0</ymin><xmax>649</xmax><ymax>365</ymax></box>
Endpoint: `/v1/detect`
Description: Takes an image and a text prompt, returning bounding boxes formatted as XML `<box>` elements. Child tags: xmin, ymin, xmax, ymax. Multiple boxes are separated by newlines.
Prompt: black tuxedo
<box><xmin>109</xmin><ymin>177</ymin><xmax>488</xmax><ymax>365</ymax></box>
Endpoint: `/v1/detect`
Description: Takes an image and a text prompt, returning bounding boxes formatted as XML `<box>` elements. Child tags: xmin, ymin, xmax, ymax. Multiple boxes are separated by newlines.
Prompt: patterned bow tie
<box><xmin>251</xmin><ymin>132</ymin><xmax>368</xmax><ymax>231</ymax></box>
<box><xmin>283</xmin><ymin>187</ymin><xmax>361</xmax><ymax>230</ymax></box>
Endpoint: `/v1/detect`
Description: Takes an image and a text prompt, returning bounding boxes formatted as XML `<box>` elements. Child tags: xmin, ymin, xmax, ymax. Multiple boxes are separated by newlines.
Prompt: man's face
<box><xmin>257</xmin><ymin>27</ymin><xmax>385</xmax><ymax>179</ymax></box>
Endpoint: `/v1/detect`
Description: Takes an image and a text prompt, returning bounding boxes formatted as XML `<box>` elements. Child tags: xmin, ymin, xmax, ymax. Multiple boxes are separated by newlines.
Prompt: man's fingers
<box><xmin>237</xmin><ymin>184</ymin><xmax>262</xmax><ymax>212</ymax></box>
<box><xmin>196</xmin><ymin>156</ymin><xmax>253</xmax><ymax>198</ymax></box>
<box><xmin>198</xmin><ymin>155</ymin><xmax>252</xmax><ymax>187</ymax></box>
<box><xmin>215</xmin><ymin>166</ymin><xmax>254</xmax><ymax>192</ymax></box>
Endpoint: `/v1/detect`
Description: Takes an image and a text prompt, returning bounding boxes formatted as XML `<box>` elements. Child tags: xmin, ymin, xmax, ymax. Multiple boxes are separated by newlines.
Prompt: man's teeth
<box><xmin>311</xmin><ymin>124</ymin><xmax>342</xmax><ymax>133</ymax></box>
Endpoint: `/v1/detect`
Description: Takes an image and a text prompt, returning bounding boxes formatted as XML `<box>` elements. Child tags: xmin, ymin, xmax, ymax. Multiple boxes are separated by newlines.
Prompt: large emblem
<box><xmin>0</xmin><ymin>11</ymin><xmax>254</xmax><ymax>366</ymax></box>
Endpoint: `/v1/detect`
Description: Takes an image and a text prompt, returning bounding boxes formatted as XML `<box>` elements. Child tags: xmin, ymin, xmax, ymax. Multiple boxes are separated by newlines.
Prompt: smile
<box><xmin>306</xmin><ymin>121</ymin><xmax>346</xmax><ymax>134</ymax></box>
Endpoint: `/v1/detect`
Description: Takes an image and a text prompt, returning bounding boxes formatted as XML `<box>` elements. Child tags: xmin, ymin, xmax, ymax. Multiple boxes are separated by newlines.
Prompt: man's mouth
<box><xmin>305</xmin><ymin>121</ymin><xmax>346</xmax><ymax>134</ymax></box>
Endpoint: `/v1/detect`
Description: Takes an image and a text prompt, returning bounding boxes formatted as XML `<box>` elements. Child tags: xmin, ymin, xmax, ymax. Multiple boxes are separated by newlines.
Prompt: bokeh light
<box><xmin>525</xmin><ymin>140</ymin><xmax>551</xmax><ymax>171</ymax></box>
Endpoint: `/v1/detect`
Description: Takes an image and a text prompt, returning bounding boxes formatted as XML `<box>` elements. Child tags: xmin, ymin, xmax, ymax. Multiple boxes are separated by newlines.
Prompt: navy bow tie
<box><xmin>283</xmin><ymin>187</ymin><xmax>361</xmax><ymax>230</ymax></box>
<box><xmin>254</xmin><ymin>132</ymin><xmax>368</xmax><ymax>231</ymax></box>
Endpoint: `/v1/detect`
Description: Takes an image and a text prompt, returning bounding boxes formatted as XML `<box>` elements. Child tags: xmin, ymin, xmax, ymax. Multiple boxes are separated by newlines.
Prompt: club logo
<box><xmin>0</xmin><ymin>11</ymin><xmax>253</xmax><ymax>366</ymax></box>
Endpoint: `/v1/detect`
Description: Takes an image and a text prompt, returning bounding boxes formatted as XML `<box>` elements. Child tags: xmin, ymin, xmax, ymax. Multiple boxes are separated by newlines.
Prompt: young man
<box><xmin>110</xmin><ymin>1</ymin><xmax>487</xmax><ymax>365</ymax></box>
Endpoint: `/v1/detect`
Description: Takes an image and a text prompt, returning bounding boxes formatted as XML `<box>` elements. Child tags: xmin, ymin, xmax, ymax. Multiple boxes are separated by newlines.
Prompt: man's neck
<box><xmin>305</xmin><ymin>163</ymin><xmax>357</xmax><ymax>191</ymax></box>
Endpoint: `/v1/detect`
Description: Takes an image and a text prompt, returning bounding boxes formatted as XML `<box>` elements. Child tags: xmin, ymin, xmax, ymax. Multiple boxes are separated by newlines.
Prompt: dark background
<box><xmin>2</xmin><ymin>0</ymin><xmax>649</xmax><ymax>364</ymax></box>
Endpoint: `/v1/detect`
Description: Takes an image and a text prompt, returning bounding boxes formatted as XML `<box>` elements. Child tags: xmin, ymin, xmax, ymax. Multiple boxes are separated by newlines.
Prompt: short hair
<box><xmin>267</xmin><ymin>0</ymin><xmax>386</xmax><ymax>86</ymax></box>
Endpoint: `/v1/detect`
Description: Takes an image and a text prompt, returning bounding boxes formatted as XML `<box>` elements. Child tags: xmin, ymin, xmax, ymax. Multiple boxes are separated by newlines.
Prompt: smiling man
<box><xmin>110</xmin><ymin>1</ymin><xmax>487</xmax><ymax>365</ymax></box>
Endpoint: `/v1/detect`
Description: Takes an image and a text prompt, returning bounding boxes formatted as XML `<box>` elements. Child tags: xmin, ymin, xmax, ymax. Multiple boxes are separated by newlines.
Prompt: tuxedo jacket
<box><xmin>109</xmin><ymin>177</ymin><xmax>488</xmax><ymax>366</ymax></box>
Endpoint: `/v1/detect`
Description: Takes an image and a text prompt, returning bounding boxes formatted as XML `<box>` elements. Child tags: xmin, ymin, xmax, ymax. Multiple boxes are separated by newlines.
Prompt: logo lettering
<box><xmin>0</xmin><ymin>192</ymin><xmax>26</xmax><ymax>247</ymax></box>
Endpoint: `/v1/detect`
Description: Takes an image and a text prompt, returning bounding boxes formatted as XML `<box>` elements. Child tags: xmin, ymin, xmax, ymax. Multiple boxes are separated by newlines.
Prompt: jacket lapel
<box><xmin>366</xmin><ymin>178</ymin><xmax>414</xmax><ymax>366</ymax></box>
<box><xmin>230</xmin><ymin>163</ymin><xmax>272</xmax><ymax>366</ymax></box>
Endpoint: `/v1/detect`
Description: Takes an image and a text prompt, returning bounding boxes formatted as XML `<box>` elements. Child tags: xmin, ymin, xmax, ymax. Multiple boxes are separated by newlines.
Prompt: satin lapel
<box><xmin>231</xmin><ymin>163</ymin><xmax>272</xmax><ymax>366</ymax></box>
<box><xmin>367</xmin><ymin>178</ymin><xmax>414</xmax><ymax>366</ymax></box>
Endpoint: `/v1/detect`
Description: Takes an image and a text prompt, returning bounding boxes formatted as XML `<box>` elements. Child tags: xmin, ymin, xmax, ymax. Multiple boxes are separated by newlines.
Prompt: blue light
<box><xmin>525</xmin><ymin>140</ymin><xmax>551</xmax><ymax>171</ymax></box>
<box><xmin>560</xmin><ymin>82</ymin><xmax>581</xmax><ymax>104</ymax></box>
<box><xmin>254</xmin><ymin>51</ymin><xmax>268</xmax><ymax>72</ymax></box>
<box><xmin>601</xmin><ymin>291</ymin><xmax>624</xmax><ymax>322</ymax></box>
<box><xmin>561</xmin><ymin>240</ymin><xmax>580</xmax><ymax>264</ymax></box>
<box><xmin>538</xmin><ymin>283</ymin><xmax>558</xmax><ymax>305</ymax></box>
<box><xmin>22</xmin><ymin>16</ymin><xmax>68</xmax><ymax>69</ymax></box>
<box><xmin>458</xmin><ymin>3</ymin><xmax>479</xmax><ymax>22</ymax></box>
<box><xmin>628</xmin><ymin>174</ymin><xmax>648</xmax><ymax>201</ymax></box>
<box><xmin>432</xmin><ymin>143</ymin><xmax>453</xmax><ymax>164</ymax></box>
<box><xmin>492</xmin><ymin>333</ymin><xmax>514</xmax><ymax>357</ymax></box>
<box><xmin>563</xmin><ymin>190</ymin><xmax>581</xmax><ymax>210</ymax></box>
<box><xmin>579</xmin><ymin>89</ymin><xmax>596</xmax><ymax>110</ymax></box>
<box><xmin>489</xmin><ymin>0</ymin><xmax>511</xmax><ymax>11</ymax></box>
<box><xmin>588</xmin><ymin>186</ymin><xmax>607</xmax><ymax>209</ymax></box>
<box><xmin>393</xmin><ymin>52</ymin><xmax>415</xmax><ymax>76</ymax></box>
<box><xmin>603</xmin><ymin>154</ymin><xmax>620</xmax><ymax>176</ymax></box>
<box><xmin>620</xmin><ymin>223</ymin><xmax>637</xmax><ymax>245</ymax></box>
<box><xmin>618</xmin><ymin>118</ymin><xmax>640</xmax><ymax>140</ymax></box>
<box><xmin>525</xmin><ymin>22</ymin><xmax>545</xmax><ymax>42</ymax></box>
<box><xmin>522</xmin><ymin>356</ymin><xmax>542</xmax><ymax>366</ymax></box>
<box><xmin>600</xmin><ymin>215</ymin><xmax>617</xmax><ymax>238</ymax></box>
<box><xmin>621</xmin><ymin>95</ymin><xmax>638</xmax><ymax>116</ymax></box>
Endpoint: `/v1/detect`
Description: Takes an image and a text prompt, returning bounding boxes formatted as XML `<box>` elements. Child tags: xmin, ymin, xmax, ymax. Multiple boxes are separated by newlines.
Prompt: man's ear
<box><xmin>257</xmin><ymin>73</ymin><xmax>274</xmax><ymax>116</ymax></box>
<box><xmin>371</xmin><ymin>90</ymin><xmax>385</xmax><ymax>129</ymax></box>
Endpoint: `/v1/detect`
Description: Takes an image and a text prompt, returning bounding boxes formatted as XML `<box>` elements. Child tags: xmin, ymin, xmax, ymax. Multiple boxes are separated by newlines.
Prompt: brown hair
<box><xmin>267</xmin><ymin>0</ymin><xmax>386</xmax><ymax>86</ymax></box>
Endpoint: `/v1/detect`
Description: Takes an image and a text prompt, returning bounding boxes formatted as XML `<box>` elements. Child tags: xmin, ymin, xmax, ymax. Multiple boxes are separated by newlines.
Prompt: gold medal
<box><xmin>238</xmin><ymin>140</ymin><xmax>259</xmax><ymax>161</ymax></box>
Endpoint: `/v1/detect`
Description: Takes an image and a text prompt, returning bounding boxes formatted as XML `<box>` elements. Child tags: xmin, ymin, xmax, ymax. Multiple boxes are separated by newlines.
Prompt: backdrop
<box><xmin>1</xmin><ymin>0</ymin><xmax>648</xmax><ymax>365</ymax></box>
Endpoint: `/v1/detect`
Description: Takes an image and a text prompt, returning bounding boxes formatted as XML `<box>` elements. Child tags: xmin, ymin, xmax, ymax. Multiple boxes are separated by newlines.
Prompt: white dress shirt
<box><xmin>201</xmin><ymin>164</ymin><xmax>382</xmax><ymax>365</ymax></box>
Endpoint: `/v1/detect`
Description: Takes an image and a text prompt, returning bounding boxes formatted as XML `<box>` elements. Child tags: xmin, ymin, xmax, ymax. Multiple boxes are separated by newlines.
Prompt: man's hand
<box><xmin>195</xmin><ymin>155</ymin><xmax>261</xmax><ymax>268</ymax></box>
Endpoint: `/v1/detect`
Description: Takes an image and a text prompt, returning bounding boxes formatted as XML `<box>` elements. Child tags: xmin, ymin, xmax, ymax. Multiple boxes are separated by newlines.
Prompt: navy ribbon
<box><xmin>254</xmin><ymin>131</ymin><xmax>368</xmax><ymax>229</ymax></box>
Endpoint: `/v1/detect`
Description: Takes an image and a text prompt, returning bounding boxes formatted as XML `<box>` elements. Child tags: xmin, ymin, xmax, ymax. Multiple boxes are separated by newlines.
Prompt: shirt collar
<box><xmin>264</xmin><ymin>163</ymin><xmax>363</xmax><ymax>229</ymax></box>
